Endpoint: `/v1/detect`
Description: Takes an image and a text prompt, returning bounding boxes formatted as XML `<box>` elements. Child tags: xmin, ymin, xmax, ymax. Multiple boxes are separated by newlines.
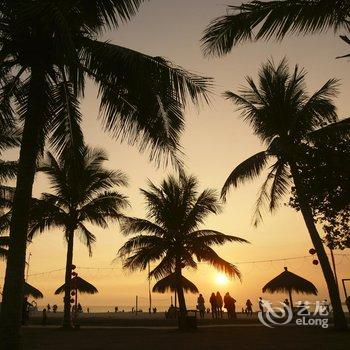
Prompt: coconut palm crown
<box><xmin>28</xmin><ymin>145</ymin><xmax>129</xmax><ymax>327</ymax></box>
<box><xmin>118</xmin><ymin>173</ymin><xmax>248</xmax><ymax>316</ymax></box>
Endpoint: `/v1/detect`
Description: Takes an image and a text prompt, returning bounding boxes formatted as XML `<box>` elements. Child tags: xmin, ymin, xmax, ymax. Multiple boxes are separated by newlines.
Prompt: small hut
<box><xmin>152</xmin><ymin>273</ymin><xmax>198</xmax><ymax>293</ymax></box>
<box><xmin>262</xmin><ymin>267</ymin><xmax>318</xmax><ymax>309</ymax></box>
<box><xmin>55</xmin><ymin>276</ymin><xmax>98</xmax><ymax>295</ymax></box>
<box><xmin>24</xmin><ymin>282</ymin><xmax>43</xmax><ymax>299</ymax></box>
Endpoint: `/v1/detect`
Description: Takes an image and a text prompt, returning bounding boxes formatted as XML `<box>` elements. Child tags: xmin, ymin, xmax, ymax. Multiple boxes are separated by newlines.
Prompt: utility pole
<box><xmin>135</xmin><ymin>295</ymin><xmax>138</xmax><ymax>315</ymax></box>
<box><xmin>25</xmin><ymin>252</ymin><xmax>32</xmax><ymax>282</ymax></box>
<box><xmin>148</xmin><ymin>262</ymin><xmax>152</xmax><ymax>313</ymax></box>
<box><xmin>329</xmin><ymin>248</ymin><xmax>339</xmax><ymax>292</ymax></box>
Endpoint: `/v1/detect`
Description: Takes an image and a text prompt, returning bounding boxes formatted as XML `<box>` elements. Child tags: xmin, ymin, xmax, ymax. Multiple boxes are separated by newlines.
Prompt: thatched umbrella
<box><xmin>24</xmin><ymin>282</ymin><xmax>43</xmax><ymax>299</ymax></box>
<box><xmin>152</xmin><ymin>273</ymin><xmax>198</xmax><ymax>294</ymax></box>
<box><xmin>55</xmin><ymin>276</ymin><xmax>98</xmax><ymax>295</ymax></box>
<box><xmin>262</xmin><ymin>267</ymin><xmax>318</xmax><ymax>309</ymax></box>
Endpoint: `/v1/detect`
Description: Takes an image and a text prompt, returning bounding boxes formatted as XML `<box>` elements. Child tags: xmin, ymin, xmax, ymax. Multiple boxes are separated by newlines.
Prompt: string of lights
<box><xmin>2</xmin><ymin>253</ymin><xmax>346</xmax><ymax>279</ymax></box>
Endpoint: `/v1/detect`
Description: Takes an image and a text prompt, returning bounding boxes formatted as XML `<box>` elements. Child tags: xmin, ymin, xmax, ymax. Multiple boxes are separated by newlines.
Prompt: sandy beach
<box><xmin>22</xmin><ymin>326</ymin><xmax>350</xmax><ymax>350</ymax></box>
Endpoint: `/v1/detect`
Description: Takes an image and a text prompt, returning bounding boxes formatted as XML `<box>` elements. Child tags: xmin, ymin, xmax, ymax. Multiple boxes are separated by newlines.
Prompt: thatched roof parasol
<box><xmin>24</xmin><ymin>282</ymin><xmax>43</xmax><ymax>299</ymax></box>
<box><xmin>55</xmin><ymin>276</ymin><xmax>98</xmax><ymax>295</ymax></box>
<box><xmin>153</xmin><ymin>273</ymin><xmax>198</xmax><ymax>294</ymax></box>
<box><xmin>262</xmin><ymin>267</ymin><xmax>318</xmax><ymax>308</ymax></box>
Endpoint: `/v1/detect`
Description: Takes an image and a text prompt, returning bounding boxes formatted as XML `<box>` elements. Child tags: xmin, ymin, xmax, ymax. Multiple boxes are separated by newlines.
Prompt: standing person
<box><xmin>209</xmin><ymin>292</ymin><xmax>218</xmax><ymax>318</ymax></box>
<box><xmin>224</xmin><ymin>292</ymin><xmax>231</xmax><ymax>318</ymax></box>
<box><xmin>197</xmin><ymin>294</ymin><xmax>206</xmax><ymax>319</ymax></box>
<box><xmin>216</xmin><ymin>292</ymin><xmax>223</xmax><ymax>318</ymax></box>
<box><xmin>42</xmin><ymin>308</ymin><xmax>47</xmax><ymax>326</ymax></box>
<box><xmin>258</xmin><ymin>297</ymin><xmax>264</xmax><ymax>314</ymax></box>
<box><xmin>246</xmin><ymin>299</ymin><xmax>253</xmax><ymax>317</ymax></box>
<box><xmin>231</xmin><ymin>295</ymin><xmax>237</xmax><ymax>319</ymax></box>
<box><xmin>21</xmin><ymin>297</ymin><xmax>30</xmax><ymax>326</ymax></box>
<box><xmin>47</xmin><ymin>304</ymin><xmax>51</xmax><ymax>312</ymax></box>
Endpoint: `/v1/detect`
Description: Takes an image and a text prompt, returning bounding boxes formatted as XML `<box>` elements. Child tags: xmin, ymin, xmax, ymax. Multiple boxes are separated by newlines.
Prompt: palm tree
<box><xmin>220</xmin><ymin>59</ymin><xmax>348</xmax><ymax>330</ymax></box>
<box><xmin>118</xmin><ymin>174</ymin><xmax>248</xmax><ymax>325</ymax></box>
<box><xmin>201</xmin><ymin>0</ymin><xmax>350</xmax><ymax>56</ymax></box>
<box><xmin>28</xmin><ymin>146</ymin><xmax>129</xmax><ymax>328</ymax></box>
<box><xmin>0</xmin><ymin>1</ymin><xmax>211</xmax><ymax>344</ymax></box>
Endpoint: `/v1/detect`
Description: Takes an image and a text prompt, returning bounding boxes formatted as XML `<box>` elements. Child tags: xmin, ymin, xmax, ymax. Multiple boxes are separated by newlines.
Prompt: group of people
<box><xmin>197</xmin><ymin>292</ymin><xmax>249</xmax><ymax>319</ymax></box>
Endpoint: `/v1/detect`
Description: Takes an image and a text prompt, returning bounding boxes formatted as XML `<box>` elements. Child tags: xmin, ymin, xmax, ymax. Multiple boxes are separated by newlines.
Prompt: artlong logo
<box><xmin>258</xmin><ymin>300</ymin><xmax>329</xmax><ymax>329</ymax></box>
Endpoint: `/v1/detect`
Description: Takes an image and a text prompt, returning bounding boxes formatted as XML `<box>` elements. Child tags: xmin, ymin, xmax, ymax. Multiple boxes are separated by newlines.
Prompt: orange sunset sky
<box><xmin>1</xmin><ymin>0</ymin><xmax>349</xmax><ymax>311</ymax></box>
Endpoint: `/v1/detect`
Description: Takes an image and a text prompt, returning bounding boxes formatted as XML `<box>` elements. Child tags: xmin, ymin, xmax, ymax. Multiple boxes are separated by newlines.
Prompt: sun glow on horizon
<box><xmin>215</xmin><ymin>273</ymin><xmax>228</xmax><ymax>285</ymax></box>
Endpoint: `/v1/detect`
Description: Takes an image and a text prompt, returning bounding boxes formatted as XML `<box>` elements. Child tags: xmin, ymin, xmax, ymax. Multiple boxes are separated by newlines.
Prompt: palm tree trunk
<box><xmin>290</xmin><ymin>163</ymin><xmax>347</xmax><ymax>330</ymax></box>
<box><xmin>175</xmin><ymin>264</ymin><xmax>187</xmax><ymax>329</ymax></box>
<box><xmin>0</xmin><ymin>67</ymin><xmax>47</xmax><ymax>349</ymax></box>
<box><xmin>63</xmin><ymin>227</ymin><xmax>75</xmax><ymax>329</ymax></box>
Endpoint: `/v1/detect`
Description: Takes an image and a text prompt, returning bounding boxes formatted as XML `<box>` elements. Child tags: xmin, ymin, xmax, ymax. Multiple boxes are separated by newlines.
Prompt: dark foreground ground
<box><xmin>22</xmin><ymin>326</ymin><xmax>350</xmax><ymax>350</ymax></box>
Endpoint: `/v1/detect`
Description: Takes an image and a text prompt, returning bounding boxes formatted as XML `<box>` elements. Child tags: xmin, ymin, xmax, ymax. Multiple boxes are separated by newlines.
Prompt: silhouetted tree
<box><xmin>0</xmin><ymin>1</ymin><xmax>211</xmax><ymax>346</ymax></box>
<box><xmin>289</xmin><ymin>139</ymin><xmax>350</xmax><ymax>249</ymax></box>
<box><xmin>28</xmin><ymin>146</ymin><xmax>128</xmax><ymax>328</ymax></box>
<box><xmin>202</xmin><ymin>0</ymin><xmax>350</xmax><ymax>57</ymax></box>
<box><xmin>220</xmin><ymin>59</ymin><xmax>348</xmax><ymax>330</ymax></box>
<box><xmin>118</xmin><ymin>173</ymin><xmax>248</xmax><ymax>325</ymax></box>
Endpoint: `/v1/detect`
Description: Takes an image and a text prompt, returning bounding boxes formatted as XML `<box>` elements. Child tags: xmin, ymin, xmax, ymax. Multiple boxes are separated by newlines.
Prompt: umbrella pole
<box><xmin>288</xmin><ymin>289</ymin><xmax>293</xmax><ymax>311</ymax></box>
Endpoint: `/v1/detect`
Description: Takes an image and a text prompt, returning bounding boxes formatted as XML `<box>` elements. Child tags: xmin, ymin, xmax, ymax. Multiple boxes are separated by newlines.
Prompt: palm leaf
<box><xmin>189</xmin><ymin>230</ymin><xmax>249</xmax><ymax>245</ymax></box>
<box><xmin>81</xmin><ymin>38</ymin><xmax>211</xmax><ymax>165</ymax></box>
<box><xmin>201</xmin><ymin>0</ymin><xmax>349</xmax><ymax>56</ymax></box>
<box><xmin>221</xmin><ymin>151</ymin><xmax>269</xmax><ymax>201</ymax></box>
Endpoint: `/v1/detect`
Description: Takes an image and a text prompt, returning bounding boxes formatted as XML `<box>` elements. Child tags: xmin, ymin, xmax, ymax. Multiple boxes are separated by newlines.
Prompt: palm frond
<box><xmin>79</xmin><ymin>190</ymin><xmax>129</xmax><ymax>226</ymax></box>
<box><xmin>189</xmin><ymin>230</ymin><xmax>249</xmax><ymax>245</ymax></box>
<box><xmin>49</xmin><ymin>79</ymin><xmax>84</xmax><ymax>157</ymax></box>
<box><xmin>77</xmin><ymin>223</ymin><xmax>96</xmax><ymax>257</ymax></box>
<box><xmin>202</xmin><ymin>0</ymin><xmax>349</xmax><ymax>56</ymax></box>
<box><xmin>119</xmin><ymin>216</ymin><xmax>166</xmax><ymax>236</ymax></box>
<box><xmin>0</xmin><ymin>161</ymin><xmax>17</xmax><ymax>182</ymax></box>
<box><xmin>221</xmin><ymin>151</ymin><xmax>269</xmax><ymax>201</ymax></box>
<box><xmin>81</xmin><ymin>38</ymin><xmax>211</xmax><ymax>165</ymax></box>
<box><xmin>182</xmin><ymin>188</ymin><xmax>221</xmax><ymax>233</ymax></box>
<box><xmin>0</xmin><ymin>125</ymin><xmax>21</xmax><ymax>153</ymax></box>
<box><xmin>118</xmin><ymin>234</ymin><xmax>165</xmax><ymax>257</ymax></box>
<box><xmin>193</xmin><ymin>245</ymin><xmax>241</xmax><ymax>279</ymax></box>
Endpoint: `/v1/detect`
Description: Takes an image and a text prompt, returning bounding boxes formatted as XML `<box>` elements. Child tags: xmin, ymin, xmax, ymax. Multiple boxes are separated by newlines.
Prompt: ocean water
<box><xmin>37</xmin><ymin>305</ymin><xmax>169</xmax><ymax>313</ymax></box>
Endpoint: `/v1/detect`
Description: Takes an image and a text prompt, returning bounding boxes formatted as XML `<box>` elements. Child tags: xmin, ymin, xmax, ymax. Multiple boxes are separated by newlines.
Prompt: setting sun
<box><xmin>215</xmin><ymin>274</ymin><xmax>229</xmax><ymax>285</ymax></box>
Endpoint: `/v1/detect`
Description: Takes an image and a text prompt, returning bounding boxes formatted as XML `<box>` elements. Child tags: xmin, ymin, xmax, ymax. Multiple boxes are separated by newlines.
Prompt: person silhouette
<box><xmin>197</xmin><ymin>293</ymin><xmax>206</xmax><ymax>319</ymax></box>
<box><xmin>246</xmin><ymin>299</ymin><xmax>253</xmax><ymax>317</ymax></box>
<box><xmin>216</xmin><ymin>292</ymin><xmax>223</xmax><ymax>318</ymax></box>
<box><xmin>258</xmin><ymin>297</ymin><xmax>264</xmax><ymax>313</ymax></box>
<box><xmin>209</xmin><ymin>292</ymin><xmax>218</xmax><ymax>318</ymax></box>
<box><xmin>224</xmin><ymin>292</ymin><xmax>236</xmax><ymax>319</ymax></box>
<box><xmin>42</xmin><ymin>308</ymin><xmax>47</xmax><ymax>326</ymax></box>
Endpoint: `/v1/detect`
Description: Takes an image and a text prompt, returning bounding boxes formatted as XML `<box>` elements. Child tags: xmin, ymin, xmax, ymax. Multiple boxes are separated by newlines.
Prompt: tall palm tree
<box><xmin>0</xmin><ymin>1</ymin><xmax>211</xmax><ymax>344</ymax></box>
<box><xmin>201</xmin><ymin>0</ymin><xmax>350</xmax><ymax>56</ymax></box>
<box><xmin>220</xmin><ymin>59</ymin><xmax>348</xmax><ymax>330</ymax></box>
<box><xmin>28</xmin><ymin>146</ymin><xmax>129</xmax><ymax>328</ymax></box>
<box><xmin>118</xmin><ymin>174</ymin><xmax>248</xmax><ymax>324</ymax></box>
